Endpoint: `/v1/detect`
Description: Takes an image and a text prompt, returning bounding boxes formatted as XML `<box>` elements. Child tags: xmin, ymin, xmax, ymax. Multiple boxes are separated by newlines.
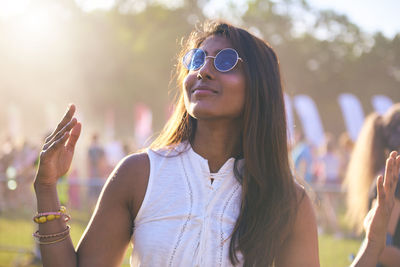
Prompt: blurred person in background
<box><xmin>13</xmin><ymin>140</ymin><xmax>39</xmax><ymax>210</ymax></box>
<box><xmin>33</xmin><ymin>21</ymin><xmax>399</xmax><ymax>267</ymax></box>
<box><xmin>87</xmin><ymin>132</ymin><xmax>107</xmax><ymax>209</ymax></box>
<box><xmin>315</xmin><ymin>133</ymin><xmax>342</xmax><ymax>237</ymax></box>
<box><xmin>345</xmin><ymin>103</ymin><xmax>400</xmax><ymax>266</ymax></box>
<box><xmin>0</xmin><ymin>137</ymin><xmax>8</xmax><ymax>213</ymax></box>
<box><xmin>291</xmin><ymin>130</ymin><xmax>315</xmax><ymax>184</ymax></box>
<box><xmin>338</xmin><ymin>132</ymin><xmax>354</xmax><ymax>181</ymax></box>
<box><xmin>0</xmin><ymin>136</ymin><xmax>18</xmax><ymax>210</ymax></box>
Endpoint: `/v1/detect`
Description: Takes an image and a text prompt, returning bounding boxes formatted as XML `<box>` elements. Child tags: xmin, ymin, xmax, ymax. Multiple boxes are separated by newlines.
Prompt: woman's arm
<box><xmin>351</xmin><ymin>151</ymin><xmax>400</xmax><ymax>267</ymax></box>
<box><xmin>76</xmin><ymin>152</ymin><xmax>149</xmax><ymax>266</ymax></box>
<box><xmin>34</xmin><ymin>104</ymin><xmax>149</xmax><ymax>267</ymax></box>
<box><xmin>34</xmin><ymin>104</ymin><xmax>81</xmax><ymax>267</ymax></box>
<box><xmin>275</xmin><ymin>187</ymin><xmax>320</xmax><ymax>267</ymax></box>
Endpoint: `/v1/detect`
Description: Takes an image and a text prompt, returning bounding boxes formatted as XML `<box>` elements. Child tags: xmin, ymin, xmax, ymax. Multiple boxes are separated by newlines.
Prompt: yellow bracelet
<box><xmin>36</xmin><ymin>234</ymin><xmax>69</xmax><ymax>245</ymax></box>
<box><xmin>33</xmin><ymin>206</ymin><xmax>70</xmax><ymax>224</ymax></box>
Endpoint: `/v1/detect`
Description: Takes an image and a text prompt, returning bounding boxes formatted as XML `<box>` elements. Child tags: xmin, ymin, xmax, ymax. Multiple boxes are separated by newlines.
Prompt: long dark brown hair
<box><xmin>150</xmin><ymin>21</ymin><xmax>299</xmax><ymax>266</ymax></box>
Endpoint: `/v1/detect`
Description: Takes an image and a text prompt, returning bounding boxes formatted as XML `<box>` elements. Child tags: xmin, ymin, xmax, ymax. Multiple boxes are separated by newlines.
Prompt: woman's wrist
<box><xmin>34</xmin><ymin>178</ymin><xmax>58</xmax><ymax>192</ymax></box>
<box><xmin>351</xmin><ymin>238</ymin><xmax>384</xmax><ymax>267</ymax></box>
<box><xmin>34</xmin><ymin>182</ymin><xmax>61</xmax><ymax>213</ymax></box>
<box><xmin>365</xmin><ymin>238</ymin><xmax>385</xmax><ymax>256</ymax></box>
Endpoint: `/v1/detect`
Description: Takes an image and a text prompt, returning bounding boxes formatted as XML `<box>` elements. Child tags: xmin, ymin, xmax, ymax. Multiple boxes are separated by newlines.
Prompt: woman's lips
<box><xmin>192</xmin><ymin>89</ymin><xmax>217</xmax><ymax>96</ymax></box>
<box><xmin>191</xmin><ymin>86</ymin><xmax>218</xmax><ymax>97</ymax></box>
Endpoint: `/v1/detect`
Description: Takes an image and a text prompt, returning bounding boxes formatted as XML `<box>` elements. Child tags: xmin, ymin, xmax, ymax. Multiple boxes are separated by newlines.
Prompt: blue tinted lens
<box><xmin>215</xmin><ymin>49</ymin><xmax>238</xmax><ymax>72</ymax></box>
<box><xmin>183</xmin><ymin>49</ymin><xmax>205</xmax><ymax>70</ymax></box>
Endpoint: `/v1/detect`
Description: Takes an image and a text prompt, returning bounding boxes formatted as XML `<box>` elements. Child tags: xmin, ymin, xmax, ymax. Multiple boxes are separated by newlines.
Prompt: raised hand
<box><xmin>363</xmin><ymin>151</ymin><xmax>400</xmax><ymax>251</ymax></box>
<box><xmin>34</xmin><ymin>104</ymin><xmax>81</xmax><ymax>187</ymax></box>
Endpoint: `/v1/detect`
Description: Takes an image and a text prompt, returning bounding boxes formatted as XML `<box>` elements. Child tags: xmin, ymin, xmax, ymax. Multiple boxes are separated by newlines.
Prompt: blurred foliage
<box><xmin>0</xmin><ymin>0</ymin><xmax>399</xmax><ymax>140</ymax></box>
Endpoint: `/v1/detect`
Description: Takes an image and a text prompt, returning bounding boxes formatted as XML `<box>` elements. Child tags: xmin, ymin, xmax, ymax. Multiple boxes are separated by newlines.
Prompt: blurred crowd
<box><xmin>1</xmin><ymin>103</ymin><xmax>399</xmax><ymax>242</ymax></box>
<box><xmin>291</xmin><ymin>130</ymin><xmax>354</xmax><ymax>237</ymax></box>
<box><xmin>0</xmin><ymin>137</ymin><xmax>38</xmax><ymax>212</ymax></box>
<box><xmin>0</xmin><ymin>133</ymin><xmax>136</xmax><ymax>214</ymax></box>
<box><xmin>0</xmin><ymin>127</ymin><xmax>352</xmax><ymax>239</ymax></box>
<box><xmin>0</xmin><ymin>128</ymin><xmax>363</xmax><ymax>231</ymax></box>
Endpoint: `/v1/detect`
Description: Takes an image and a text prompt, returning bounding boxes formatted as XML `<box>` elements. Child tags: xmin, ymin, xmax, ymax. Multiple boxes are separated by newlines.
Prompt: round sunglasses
<box><xmin>182</xmin><ymin>48</ymin><xmax>243</xmax><ymax>73</ymax></box>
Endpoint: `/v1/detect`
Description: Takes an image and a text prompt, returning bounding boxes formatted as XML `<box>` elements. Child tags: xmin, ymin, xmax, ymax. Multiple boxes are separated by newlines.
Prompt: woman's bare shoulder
<box><xmin>116</xmin><ymin>152</ymin><xmax>150</xmax><ymax>179</ymax></box>
<box><xmin>104</xmin><ymin>151</ymin><xmax>150</xmax><ymax>218</ymax></box>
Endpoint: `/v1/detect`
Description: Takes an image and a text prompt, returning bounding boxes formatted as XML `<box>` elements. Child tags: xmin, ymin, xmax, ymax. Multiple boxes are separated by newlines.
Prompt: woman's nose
<box><xmin>197</xmin><ymin>57</ymin><xmax>215</xmax><ymax>80</ymax></box>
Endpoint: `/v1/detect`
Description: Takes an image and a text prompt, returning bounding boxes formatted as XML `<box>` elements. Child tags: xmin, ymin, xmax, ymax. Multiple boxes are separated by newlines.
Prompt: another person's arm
<box><xmin>378</xmin><ymin>245</ymin><xmax>400</xmax><ymax>267</ymax></box>
<box><xmin>351</xmin><ymin>151</ymin><xmax>400</xmax><ymax>267</ymax></box>
<box><xmin>377</xmin><ymin>199</ymin><xmax>400</xmax><ymax>267</ymax></box>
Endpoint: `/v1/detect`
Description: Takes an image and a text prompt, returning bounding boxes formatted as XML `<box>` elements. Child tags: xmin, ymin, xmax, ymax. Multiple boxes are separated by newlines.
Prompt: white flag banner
<box><xmin>293</xmin><ymin>95</ymin><xmax>325</xmax><ymax>146</ymax></box>
<box><xmin>372</xmin><ymin>95</ymin><xmax>393</xmax><ymax>115</ymax></box>
<box><xmin>338</xmin><ymin>93</ymin><xmax>365</xmax><ymax>141</ymax></box>
<box><xmin>134</xmin><ymin>103</ymin><xmax>153</xmax><ymax>148</ymax></box>
<box><xmin>284</xmin><ymin>93</ymin><xmax>295</xmax><ymax>144</ymax></box>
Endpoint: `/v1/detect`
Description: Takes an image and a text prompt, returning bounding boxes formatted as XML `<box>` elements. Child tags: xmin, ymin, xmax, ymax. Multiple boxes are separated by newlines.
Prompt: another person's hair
<box><xmin>150</xmin><ymin>21</ymin><xmax>300</xmax><ymax>266</ymax></box>
<box><xmin>344</xmin><ymin>103</ymin><xmax>400</xmax><ymax>233</ymax></box>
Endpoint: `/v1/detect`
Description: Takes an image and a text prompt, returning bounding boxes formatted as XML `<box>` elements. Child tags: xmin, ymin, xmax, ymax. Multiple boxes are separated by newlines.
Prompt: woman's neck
<box><xmin>191</xmin><ymin>119</ymin><xmax>242</xmax><ymax>173</ymax></box>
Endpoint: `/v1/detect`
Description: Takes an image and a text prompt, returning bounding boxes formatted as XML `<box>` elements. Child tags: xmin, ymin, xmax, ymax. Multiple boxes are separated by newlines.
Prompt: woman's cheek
<box><xmin>183</xmin><ymin>74</ymin><xmax>194</xmax><ymax>95</ymax></box>
<box><xmin>183</xmin><ymin>74</ymin><xmax>194</xmax><ymax>105</ymax></box>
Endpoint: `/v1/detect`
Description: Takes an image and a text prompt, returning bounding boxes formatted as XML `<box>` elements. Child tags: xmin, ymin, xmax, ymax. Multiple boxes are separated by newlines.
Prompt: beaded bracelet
<box><xmin>33</xmin><ymin>225</ymin><xmax>71</xmax><ymax>239</ymax></box>
<box><xmin>33</xmin><ymin>206</ymin><xmax>71</xmax><ymax>224</ymax></box>
<box><xmin>36</xmin><ymin>234</ymin><xmax>70</xmax><ymax>245</ymax></box>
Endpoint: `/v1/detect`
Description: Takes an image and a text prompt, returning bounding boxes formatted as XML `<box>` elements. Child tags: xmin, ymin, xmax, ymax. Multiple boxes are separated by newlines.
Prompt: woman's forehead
<box><xmin>198</xmin><ymin>35</ymin><xmax>233</xmax><ymax>55</ymax></box>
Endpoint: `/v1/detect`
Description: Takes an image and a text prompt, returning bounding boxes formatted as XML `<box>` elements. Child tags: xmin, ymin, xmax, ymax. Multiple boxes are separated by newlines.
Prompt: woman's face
<box><xmin>183</xmin><ymin>35</ymin><xmax>246</xmax><ymax>121</ymax></box>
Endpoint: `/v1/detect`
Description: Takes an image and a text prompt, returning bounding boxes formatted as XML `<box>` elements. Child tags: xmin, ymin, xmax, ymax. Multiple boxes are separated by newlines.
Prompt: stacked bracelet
<box><xmin>33</xmin><ymin>225</ymin><xmax>71</xmax><ymax>239</ymax></box>
<box><xmin>36</xmin><ymin>234</ymin><xmax>70</xmax><ymax>245</ymax></box>
<box><xmin>33</xmin><ymin>206</ymin><xmax>71</xmax><ymax>224</ymax></box>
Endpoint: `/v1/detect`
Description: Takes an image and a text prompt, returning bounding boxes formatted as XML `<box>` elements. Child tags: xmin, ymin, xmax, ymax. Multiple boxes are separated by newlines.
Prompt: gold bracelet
<box><xmin>36</xmin><ymin>234</ymin><xmax>69</xmax><ymax>245</ymax></box>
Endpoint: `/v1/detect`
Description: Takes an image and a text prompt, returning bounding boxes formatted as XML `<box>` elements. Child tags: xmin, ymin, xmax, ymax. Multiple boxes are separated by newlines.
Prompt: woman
<box><xmin>34</xmin><ymin>21</ymin><xmax>399</xmax><ymax>267</ymax></box>
<box><xmin>345</xmin><ymin>104</ymin><xmax>400</xmax><ymax>266</ymax></box>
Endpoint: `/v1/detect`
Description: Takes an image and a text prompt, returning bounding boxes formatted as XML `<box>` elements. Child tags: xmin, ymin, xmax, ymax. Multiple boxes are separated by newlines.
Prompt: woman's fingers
<box><xmin>377</xmin><ymin>175</ymin><xmax>385</xmax><ymax>204</ymax></box>
<box><xmin>383</xmin><ymin>156</ymin><xmax>395</xmax><ymax>195</ymax></box>
<box><xmin>395</xmin><ymin>154</ymin><xmax>400</xmax><ymax>181</ymax></box>
<box><xmin>380</xmin><ymin>151</ymin><xmax>400</xmax><ymax>209</ymax></box>
<box><xmin>66</xmin><ymin>122</ymin><xmax>81</xmax><ymax>152</ymax></box>
<box><xmin>42</xmin><ymin>131</ymin><xmax>70</xmax><ymax>159</ymax></box>
<box><xmin>390</xmin><ymin>152</ymin><xmax>397</xmax><ymax>189</ymax></box>
<box><xmin>43</xmin><ymin>117</ymin><xmax>77</xmax><ymax>150</ymax></box>
<box><xmin>386</xmin><ymin>152</ymin><xmax>400</xmax><ymax>195</ymax></box>
<box><xmin>45</xmin><ymin>104</ymin><xmax>76</xmax><ymax>143</ymax></box>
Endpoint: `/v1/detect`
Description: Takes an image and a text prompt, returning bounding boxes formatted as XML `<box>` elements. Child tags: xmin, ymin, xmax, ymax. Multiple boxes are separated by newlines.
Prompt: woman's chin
<box><xmin>190</xmin><ymin>109</ymin><xmax>217</xmax><ymax>120</ymax></box>
<box><xmin>186</xmin><ymin>102</ymin><xmax>217</xmax><ymax>118</ymax></box>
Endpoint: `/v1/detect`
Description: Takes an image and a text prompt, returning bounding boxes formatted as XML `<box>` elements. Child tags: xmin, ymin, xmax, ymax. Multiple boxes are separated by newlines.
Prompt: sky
<box><xmin>307</xmin><ymin>0</ymin><xmax>400</xmax><ymax>38</ymax></box>
<box><xmin>0</xmin><ymin>0</ymin><xmax>399</xmax><ymax>38</ymax></box>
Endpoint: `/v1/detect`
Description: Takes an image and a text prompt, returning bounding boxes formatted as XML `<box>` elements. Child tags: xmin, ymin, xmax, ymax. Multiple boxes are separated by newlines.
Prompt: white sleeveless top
<box><xmin>130</xmin><ymin>141</ymin><xmax>245</xmax><ymax>267</ymax></box>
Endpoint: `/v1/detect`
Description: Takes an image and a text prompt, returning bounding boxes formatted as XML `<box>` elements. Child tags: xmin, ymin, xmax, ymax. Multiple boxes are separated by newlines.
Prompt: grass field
<box><xmin>0</xmin><ymin>210</ymin><xmax>362</xmax><ymax>267</ymax></box>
